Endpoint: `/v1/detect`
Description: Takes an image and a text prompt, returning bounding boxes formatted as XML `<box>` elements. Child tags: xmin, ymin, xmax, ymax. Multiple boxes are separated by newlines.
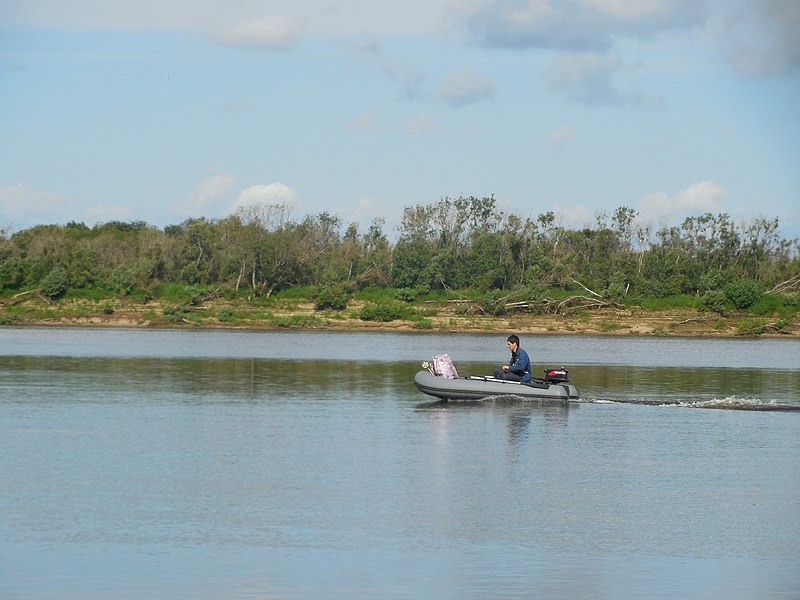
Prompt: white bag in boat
<box><xmin>432</xmin><ymin>354</ymin><xmax>458</xmax><ymax>379</ymax></box>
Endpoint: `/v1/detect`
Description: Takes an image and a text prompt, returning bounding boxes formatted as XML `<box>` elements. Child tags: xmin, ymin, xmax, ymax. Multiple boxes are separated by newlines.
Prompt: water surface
<box><xmin>1</xmin><ymin>328</ymin><xmax>798</xmax><ymax>599</ymax></box>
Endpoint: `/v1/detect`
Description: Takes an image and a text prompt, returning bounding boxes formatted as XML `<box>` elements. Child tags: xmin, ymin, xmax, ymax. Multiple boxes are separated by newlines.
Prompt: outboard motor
<box><xmin>543</xmin><ymin>368</ymin><xmax>570</xmax><ymax>383</ymax></box>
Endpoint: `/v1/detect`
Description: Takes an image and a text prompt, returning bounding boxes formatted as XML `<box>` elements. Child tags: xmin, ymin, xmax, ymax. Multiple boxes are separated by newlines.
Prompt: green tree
<box><xmin>466</xmin><ymin>231</ymin><xmax>507</xmax><ymax>290</ymax></box>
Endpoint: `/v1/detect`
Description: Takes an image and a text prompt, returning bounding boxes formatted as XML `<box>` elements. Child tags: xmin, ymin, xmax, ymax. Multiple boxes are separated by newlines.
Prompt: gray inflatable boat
<box><xmin>413</xmin><ymin>368</ymin><xmax>580</xmax><ymax>402</ymax></box>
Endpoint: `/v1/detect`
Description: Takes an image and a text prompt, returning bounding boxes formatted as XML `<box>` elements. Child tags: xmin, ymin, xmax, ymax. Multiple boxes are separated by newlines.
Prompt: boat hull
<box><xmin>413</xmin><ymin>370</ymin><xmax>580</xmax><ymax>402</ymax></box>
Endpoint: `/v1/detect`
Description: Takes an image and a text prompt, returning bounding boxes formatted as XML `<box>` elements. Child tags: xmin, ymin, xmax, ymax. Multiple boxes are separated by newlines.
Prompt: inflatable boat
<box><xmin>413</xmin><ymin>368</ymin><xmax>580</xmax><ymax>402</ymax></box>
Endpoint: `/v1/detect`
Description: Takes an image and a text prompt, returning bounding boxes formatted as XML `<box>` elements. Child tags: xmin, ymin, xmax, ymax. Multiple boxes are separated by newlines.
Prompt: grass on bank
<box><xmin>1</xmin><ymin>283</ymin><xmax>798</xmax><ymax>334</ymax></box>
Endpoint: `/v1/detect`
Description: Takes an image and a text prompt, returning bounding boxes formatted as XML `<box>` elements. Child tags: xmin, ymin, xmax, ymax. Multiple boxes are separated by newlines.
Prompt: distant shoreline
<box><xmin>3</xmin><ymin>298</ymin><xmax>797</xmax><ymax>339</ymax></box>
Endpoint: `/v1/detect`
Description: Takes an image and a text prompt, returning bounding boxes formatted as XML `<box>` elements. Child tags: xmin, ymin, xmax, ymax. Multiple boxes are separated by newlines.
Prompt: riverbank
<box><xmin>2</xmin><ymin>295</ymin><xmax>797</xmax><ymax>338</ymax></box>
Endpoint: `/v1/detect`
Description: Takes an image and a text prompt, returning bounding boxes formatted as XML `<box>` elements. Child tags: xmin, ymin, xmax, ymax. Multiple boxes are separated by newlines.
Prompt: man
<box><xmin>494</xmin><ymin>334</ymin><xmax>532</xmax><ymax>382</ymax></box>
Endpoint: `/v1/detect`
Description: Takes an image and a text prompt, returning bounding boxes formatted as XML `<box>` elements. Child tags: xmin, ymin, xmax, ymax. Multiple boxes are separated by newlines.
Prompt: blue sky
<box><xmin>1</xmin><ymin>0</ymin><xmax>799</xmax><ymax>239</ymax></box>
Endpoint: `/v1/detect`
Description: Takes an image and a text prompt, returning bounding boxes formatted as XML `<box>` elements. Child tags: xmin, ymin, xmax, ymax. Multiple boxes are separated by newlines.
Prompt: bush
<box><xmin>359</xmin><ymin>300</ymin><xmax>408</xmax><ymax>322</ymax></box>
<box><xmin>272</xmin><ymin>314</ymin><xmax>324</xmax><ymax>328</ymax></box>
<box><xmin>603</xmin><ymin>271</ymin><xmax>628</xmax><ymax>303</ymax></box>
<box><xmin>699</xmin><ymin>290</ymin><xmax>728</xmax><ymax>315</ymax></box>
<box><xmin>313</xmin><ymin>285</ymin><xmax>349</xmax><ymax>310</ymax></box>
<box><xmin>354</xmin><ymin>286</ymin><xmax>398</xmax><ymax>303</ymax></box>
<box><xmin>217</xmin><ymin>307</ymin><xmax>235</xmax><ymax>322</ymax></box>
<box><xmin>724</xmin><ymin>279</ymin><xmax>763</xmax><ymax>310</ymax></box>
<box><xmin>632</xmin><ymin>294</ymin><xmax>697</xmax><ymax>310</ymax></box>
<box><xmin>110</xmin><ymin>265</ymin><xmax>136</xmax><ymax>295</ymax></box>
<box><xmin>163</xmin><ymin>305</ymin><xmax>189</xmax><ymax>322</ymax></box>
<box><xmin>736</xmin><ymin>319</ymin><xmax>767</xmax><ymax>336</ymax></box>
<box><xmin>395</xmin><ymin>287</ymin><xmax>419</xmax><ymax>302</ymax></box>
<box><xmin>412</xmin><ymin>317</ymin><xmax>433</xmax><ymax>329</ymax></box>
<box><xmin>0</xmin><ymin>257</ymin><xmax>25</xmax><ymax>291</ymax></box>
<box><xmin>480</xmin><ymin>289</ymin><xmax>506</xmax><ymax>316</ymax></box>
<box><xmin>179</xmin><ymin>262</ymin><xmax>202</xmax><ymax>285</ymax></box>
<box><xmin>153</xmin><ymin>283</ymin><xmax>205</xmax><ymax>306</ymax></box>
<box><xmin>781</xmin><ymin>292</ymin><xmax>800</xmax><ymax>308</ymax></box>
<box><xmin>41</xmin><ymin>266</ymin><xmax>69</xmax><ymax>299</ymax></box>
<box><xmin>635</xmin><ymin>276</ymin><xmax>682</xmax><ymax>298</ymax></box>
<box><xmin>697</xmin><ymin>272</ymin><xmax>724</xmax><ymax>293</ymax></box>
<box><xmin>749</xmin><ymin>293</ymin><xmax>783</xmax><ymax>315</ymax></box>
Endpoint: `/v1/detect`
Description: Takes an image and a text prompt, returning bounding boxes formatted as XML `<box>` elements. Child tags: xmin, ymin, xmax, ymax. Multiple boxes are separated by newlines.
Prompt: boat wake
<box><xmin>580</xmin><ymin>396</ymin><xmax>800</xmax><ymax>412</ymax></box>
<box><xmin>672</xmin><ymin>397</ymin><xmax>800</xmax><ymax>411</ymax></box>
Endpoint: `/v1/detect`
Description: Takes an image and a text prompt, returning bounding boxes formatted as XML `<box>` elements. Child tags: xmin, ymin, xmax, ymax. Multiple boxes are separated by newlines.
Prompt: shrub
<box><xmin>0</xmin><ymin>257</ymin><xmax>25</xmax><ymax>291</ymax></box>
<box><xmin>697</xmin><ymin>272</ymin><xmax>724</xmax><ymax>293</ymax></box>
<box><xmin>635</xmin><ymin>276</ymin><xmax>682</xmax><ymax>298</ymax></box>
<box><xmin>782</xmin><ymin>292</ymin><xmax>800</xmax><ymax>308</ymax></box>
<box><xmin>110</xmin><ymin>265</ymin><xmax>136</xmax><ymax>295</ymax></box>
<box><xmin>355</xmin><ymin>286</ymin><xmax>398</xmax><ymax>303</ymax></box>
<box><xmin>723</xmin><ymin>279</ymin><xmax>763</xmax><ymax>310</ymax></box>
<box><xmin>272</xmin><ymin>314</ymin><xmax>323</xmax><ymax>328</ymax></box>
<box><xmin>480</xmin><ymin>290</ymin><xmax>506</xmax><ymax>316</ymax></box>
<box><xmin>313</xmin><ymin>285</ymin><xmax>349</xmax><ymax>311</ymax></box>
<box><xmin>179</xmin><ymin>262</ymin><xmax>201</xmax><ymax>285</ymax></box>
<box><xmin>749</xmin><ymin>293</ymin><xmax>783</xmax><ymax>315</ymax></box>
<box><xmin>699</xmin><ymin>290</ymin><xmax>728</xmax><ymax>315</ymax></box>
<box><xmin>217</xmin><ymin>307</ymin><xmax>235</xmax><ymax>322</ymax></box>
<box><xmin>736</xmin><ymin>319</ymin><xmax>767</xmax><ymax>336</ymax></box>
<box><xmin>41</xmin><ymin>266</ymin><xmax>69</xmax><ymax>299</ymax></box>
<box><xmin>412</xmin><ymin>317</ymin><xmax>433</xmax><ymax>329</ymax></box>
<box><xmin>603</xmin><ymin>272</ymin><xmax>628</xmax><ymax>303</ymax></box>
<box><xmin>153</xmin><ymin>283</ymin><xmax>205</xmax><ymax>306</ymax></box>
<box><xmin>359</xmin><ymin>300</ymin><xmax>408</xmax><ymax>322</ymax></box>
<box><xmin>163</xmin><ymin>305</ymin><xmax>189</xmax><ymax>322</ymax></box>
<box><xmin>395</xmin><ymin>287</ymin><xmax>419</xmax><ymax>302</ymax></box>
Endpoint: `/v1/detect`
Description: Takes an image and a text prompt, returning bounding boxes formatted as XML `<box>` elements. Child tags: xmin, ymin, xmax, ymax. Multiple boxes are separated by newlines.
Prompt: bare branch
<box><xmin>568</xmin><ymin>277</ymin><xmax>602</xmax><ymax>299</ymax></box>
<box><xmin>766</xmin><ymin>273</ymin><xmax>800</xmax><ymax>294</ymax></box>
<box><xmin>5</xmin><ymin>289</ymin><xmax>46</xmax><ymax>305</ymax></box>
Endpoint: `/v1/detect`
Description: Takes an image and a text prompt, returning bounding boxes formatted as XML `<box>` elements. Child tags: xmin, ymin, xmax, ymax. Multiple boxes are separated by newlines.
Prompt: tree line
<box><xmin>1</xmin><ymin>196</ymin><xmax>799</xmax><ymax>314</ymax></box>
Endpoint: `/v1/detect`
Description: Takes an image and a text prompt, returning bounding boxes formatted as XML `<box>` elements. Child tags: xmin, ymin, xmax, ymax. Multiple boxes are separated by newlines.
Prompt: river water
<box><xmin>1</xmin><ymin>327</ymin><xmax>798</xmax><ymax>599</ymax></box>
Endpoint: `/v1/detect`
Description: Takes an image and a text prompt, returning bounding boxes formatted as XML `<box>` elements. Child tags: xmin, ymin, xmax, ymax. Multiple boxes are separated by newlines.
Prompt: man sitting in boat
<box><xmin>493</xmin><ymin>334</ymin><xmax>532</xmax><ymax>382</ymax></box>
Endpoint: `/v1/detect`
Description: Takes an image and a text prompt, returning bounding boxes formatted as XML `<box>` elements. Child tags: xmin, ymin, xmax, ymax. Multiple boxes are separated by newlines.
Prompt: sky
<box><xmin>1</xmin><ymin>0</ymin><xmax>799</xmax><ymax>240</ymax></box>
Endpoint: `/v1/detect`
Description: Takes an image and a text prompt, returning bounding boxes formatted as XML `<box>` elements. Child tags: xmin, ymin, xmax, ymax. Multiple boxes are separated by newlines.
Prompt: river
<box><xmin>1</xmin><ymin>327</ymin><xmax>798</xmax><ymax>599</ymax></box>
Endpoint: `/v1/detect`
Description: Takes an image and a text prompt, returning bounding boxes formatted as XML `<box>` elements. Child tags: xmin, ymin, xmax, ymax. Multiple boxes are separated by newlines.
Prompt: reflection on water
<box><xmin>570</xmin><ymin>364</ymin><xmax>800</xmax><ymax>409</ymax></box>
<box><xmin>3</xmin><ymin>326</ymin><xmax>800</xmax><ymax>369</ymax></box>
<box><xmin>0</xmin><ymin>356</ymin><xmax>419</xmax><ymax>405</ymax></box>
<box><xmin>417</xmin><ymin>399</ymin><xmax>573</xmax><ymax>456</ymax></box>
<box><xmin>2</xmin><ymin>355</ymin><xmax>796</xmax><ymax>410</ymax></box>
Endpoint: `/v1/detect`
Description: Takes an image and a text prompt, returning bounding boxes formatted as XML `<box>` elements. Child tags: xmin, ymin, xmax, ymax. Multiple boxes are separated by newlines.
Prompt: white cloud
<box><xmin>0</xmin><ymin>182</ymin><xmax>138</xmax><ymax>229</ymax></box>
<box><xmin>583</xmin><ymin>0</ymin><xmax>672</xmax><ymax>20</ymax></box>
<box><xmin>335</xmin><ymin>196</ymin><xmax>394</xmax><ymax>226</ymax></box>
<box><xmin>382</xmin><ymin>61</ymin><xmax>428</xmax><ymax>102</ymax></box>
<box><xmin>177</xmin><ymin>171</ymin><xmax>237</xmax><ymax>217</ymax></box>
<box><xmin>346</xmin><ymin>111</ymin><xmax>380</xmax><ymax>130</ymax></box>
<box><xmin>1</xmin><ymin>0</ymin><xmax>455</xmax><ymax>36</ymax></box>
<box><xmin>457</xmin><ymin>0</ymin><xmax>707</xmax><ymax>108</ymax></box>
<box><xmin>405</xmin><ymin>113</ymin><xmax>436</xmax><ymax>134</ymax></box>
<box><xmin>547</xmin><ymin>51</ymin><xmax>656</xmax><ymax>107</ymax></box>
<box><xmin>228</xmin><ymin>182</ymin><xmax>299</xmax><ymax>215</ymax></box>
<box><xmin>462</xmin><ymin>0</ymin><xmax>706</xmax><ymax>52</ymax></box>
<box><xmin>552</xmin><ymin>202</ymin><xmax>597</xmax><ymax>230</ymax></box>
<box><xmin>0</xmin><ymin>182</ymin><xmax>61</xmax><ymax>216</ymax></box>
<box><xmin>546</xmin><ymin>125</ymin><xmax>576</xmax><ymax>145</ymax></box>
<box><xmin>7</xmin><ymin>0</ymin><xmax>795</xmax><ymax>82</ymax></box>
<box><xmin>638</xmin><ymin>180</ymin><xmax>727</xmax><ymax>224</ymax></box>
<box><xmin>348</xmin><ymin>34</ymin><xmax>428</xmax><ymax>101</ymax></box>
<box><xmin>716</xmin><ymin>0</ymin><xmax>800</xmax><ymax>77</ymax></box>
<box><xmin>439</xmin><ymin>69</ymin><xmax>496</xmax><ymax>108</ymax></box>
<box><xmin>0</xmin><ymin>182</ymin><xmax>65</xmax><ymax>229</ymax></box>
<box><xmin>211</xmin><ymin>16</ymin><xmax>307</xmax><ymax>49</ymax></box>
